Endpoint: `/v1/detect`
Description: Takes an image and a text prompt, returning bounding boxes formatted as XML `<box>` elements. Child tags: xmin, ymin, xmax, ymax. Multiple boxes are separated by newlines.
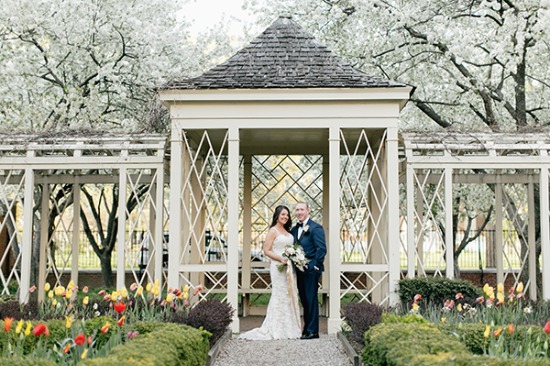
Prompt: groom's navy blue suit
<box><xmin>292</xmin><ymin>219</ymin><xmax>326</xmax><ymax>336</ymax></box>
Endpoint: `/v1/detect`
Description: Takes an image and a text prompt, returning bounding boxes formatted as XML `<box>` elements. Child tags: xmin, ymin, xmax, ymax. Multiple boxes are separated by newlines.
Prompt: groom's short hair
<box><xmin>296</xmin><ymin>201</ymin><xmax>309</xmax><ymax>209</ymax></box>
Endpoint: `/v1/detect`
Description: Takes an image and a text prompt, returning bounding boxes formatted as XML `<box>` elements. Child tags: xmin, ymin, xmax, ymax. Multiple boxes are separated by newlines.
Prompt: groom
<box><xmin>292</xmin><ymin>202</ymin><xmax>326</xmax><ymax>340</ymax></box>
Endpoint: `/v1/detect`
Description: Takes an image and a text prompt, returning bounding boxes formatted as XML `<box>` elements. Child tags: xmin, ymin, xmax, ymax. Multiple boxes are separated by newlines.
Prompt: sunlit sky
<box><xmin>182</xmin><ymin>0</ymin><xmax>258</xmax><ymax>36</ymax></box>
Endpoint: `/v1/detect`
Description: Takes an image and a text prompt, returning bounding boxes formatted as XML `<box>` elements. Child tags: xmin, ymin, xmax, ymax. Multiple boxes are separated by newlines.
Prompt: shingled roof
<box><xmin>163</xmin><ymin>16</ymin><xmax>407</xmax><ymax>90</ymax></box>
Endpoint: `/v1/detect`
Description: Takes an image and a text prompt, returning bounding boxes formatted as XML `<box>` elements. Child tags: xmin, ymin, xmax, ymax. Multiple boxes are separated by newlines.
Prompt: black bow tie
<box><xmin>297</xmin><ymin>222</ymin><xmax>303</xmax><ymax>227</ymax></box>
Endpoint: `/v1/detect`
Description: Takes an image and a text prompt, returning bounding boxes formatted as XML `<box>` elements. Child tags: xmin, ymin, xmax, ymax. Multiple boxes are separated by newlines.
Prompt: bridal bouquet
<box><xmin>277</xmin><ymin>243</ymin><xmax>309</xmax><ymax>272</ymax></box>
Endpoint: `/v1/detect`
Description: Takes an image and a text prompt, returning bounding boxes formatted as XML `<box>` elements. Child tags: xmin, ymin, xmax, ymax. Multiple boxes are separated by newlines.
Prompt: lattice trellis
<box><xmin>247</xmin><ymin>155</ymin><xmax>323</xmax><ymax>296</ymax></box>
<box><xmin>410</xmin><ymin>168</ymin><xmax>447</xmax><ymax>276</ymax></box>
<box><xmin>339</xmin><ymin>129</ymin><xmax>391</xmax><ymax>304</ymax></box>
<box><xmin>0</xmin><ymin>170</ymin><xmax>24</xmax><ymax>295</ymax></box>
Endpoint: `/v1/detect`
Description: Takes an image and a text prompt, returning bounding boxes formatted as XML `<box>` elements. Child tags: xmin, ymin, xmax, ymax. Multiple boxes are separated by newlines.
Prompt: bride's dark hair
<box><xmin>270</xmin><ymin>205</ymin><xmax>292</xmax><ymax>232</ymax></box>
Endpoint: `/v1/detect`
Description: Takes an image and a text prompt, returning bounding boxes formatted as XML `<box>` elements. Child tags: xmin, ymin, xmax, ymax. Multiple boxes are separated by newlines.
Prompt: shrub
<box><xmin>0</xmin><ymin>300</ymin><xmax>41</xmax><ymax>320</ymax></box>
<box><xmin>0</xmin><ymin>358</ymin><xmax>57</xmax><ymax>366</ymax></box>
<box><xmin>170</xmin><ymin>299</ymin><xmax>233</xmax><ymax>346</ymax></box>
<box><xmin>381</xmin><ymin>312</ymin><xmax>428</xmax><ymax>324</ymax></box>
<box><xmin>399</xmin><ymin>276</ymin><xmax>483</xmax><ymax>307</ymax></box>
<box><xmin>341</xmin><ymin>302</ymin><xmax>383</xmax><ymax>345</ymax></box>
<box><xmin>363</xmin><ymin>322</ymin><xmax>469</xmax><ymax>366</ymax></box>
<box><xmin>80</xmin><ymin>323</ymin><xmax>209</xmax><ymax>366</ymax></box>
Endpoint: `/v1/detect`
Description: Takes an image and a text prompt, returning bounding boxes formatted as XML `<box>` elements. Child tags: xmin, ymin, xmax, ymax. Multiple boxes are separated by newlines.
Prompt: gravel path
<box><xmin>213</xmin><ymin>334</ymin><xmax>353</xmax><ymax>366</ymax></box>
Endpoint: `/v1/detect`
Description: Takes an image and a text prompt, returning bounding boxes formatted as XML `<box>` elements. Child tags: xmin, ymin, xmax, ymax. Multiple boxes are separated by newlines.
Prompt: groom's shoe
<box><xmin>300</xmin><ymin>332</ymin><xmax>319</xmax><ymax>340</ymax></box>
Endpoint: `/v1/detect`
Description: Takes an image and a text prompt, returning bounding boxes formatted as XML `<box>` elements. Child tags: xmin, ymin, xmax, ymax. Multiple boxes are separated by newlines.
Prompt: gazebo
<box><xmin>159</xmin><ymin>16</ymin><xmax>413</xmax><ymax>333</ymax></box>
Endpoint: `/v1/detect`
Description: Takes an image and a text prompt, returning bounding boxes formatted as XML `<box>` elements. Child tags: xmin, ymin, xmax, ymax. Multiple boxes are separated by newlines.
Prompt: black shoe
<box><xmin>300</xmin><ymin>332</ymin><xmax>319</xmax><ymax>340</ymax></box>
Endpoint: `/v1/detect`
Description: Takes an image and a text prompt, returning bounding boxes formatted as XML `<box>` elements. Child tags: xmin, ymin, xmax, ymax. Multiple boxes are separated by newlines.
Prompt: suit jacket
<box><xmin>292</xmin><ymin>219</ymin><xmax>326</xmax><ymax>272</ymax></box>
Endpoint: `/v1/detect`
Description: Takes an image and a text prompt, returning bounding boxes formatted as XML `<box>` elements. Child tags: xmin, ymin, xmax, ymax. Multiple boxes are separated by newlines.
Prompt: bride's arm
<box><xmin>262</xmin><ymin>229</ymin><xmax>288</xmax><ymax>264</ymax></box>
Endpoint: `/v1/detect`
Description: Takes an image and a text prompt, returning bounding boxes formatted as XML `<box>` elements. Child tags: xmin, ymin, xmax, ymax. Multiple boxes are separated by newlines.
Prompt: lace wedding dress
<box><xmin>239</xmin><ymin>232</ymin><xmax>302</xmax><ymax>340</ymax></box>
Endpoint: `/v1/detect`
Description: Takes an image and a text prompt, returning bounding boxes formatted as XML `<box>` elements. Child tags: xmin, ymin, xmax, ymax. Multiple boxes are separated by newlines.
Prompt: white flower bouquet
<box><xmin>277</xmin><ymin>242</ymin><xmax>309</xmax><ymax>272</ymax></box>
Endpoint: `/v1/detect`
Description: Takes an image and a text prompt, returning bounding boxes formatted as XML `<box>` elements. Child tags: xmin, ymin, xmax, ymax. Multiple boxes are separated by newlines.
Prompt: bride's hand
<box><xmin>281</xmin><ymin>257</ymin><xmax>289</xmax><ymax>264</ymax></box>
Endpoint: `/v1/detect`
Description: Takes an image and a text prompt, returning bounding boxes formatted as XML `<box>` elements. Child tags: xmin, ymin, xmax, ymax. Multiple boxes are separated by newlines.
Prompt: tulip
<box><xmin>44</xmin><ymin>283</ymin><xmax>51</xmax><ymax>292</ymax></box>
<box><xmin>82</xmin><ymin>286</ymin><xmax>89</xmax><ymax>294</ymax></box>
<box><xmin>32</xmin><ymin>323</ymin><xmax>49</xmax><ymax>336</ymax></box>
<box><xmin>544</xmin><ymin>321</ymin><xmax>550</xmax><ymax>334</ymax></box>
<box><xmin>111</xmin><ymin>291</ymin><xmax>120</xmax><ymax>301</ymax></box>
<box><xmin>483</xmin><ymin>325</ymin><xmax>491</xmax><ymax>338</ymax></box>
<box><xmin>24</xmin><ymin>321</ymin><xmax>32</xmax><ymax>336</ymax></box>
<box><xmin>516</xmin><ymin>282</ymin><xmax>524</xmax><ymax>294</ymax></box>
<box><xmin>457</xmin><ymin>304</ymin><xmax>463</xmax><ymax>312</ymax></box>
<box><xmin>183</xmin><ymin>284</ymin><xmax>190</xmax><ymax>293</ymax></box>
<box><xmin>166</xmin><ymin>293</ymin><xmax>174</xmax><ymax>303</ymax></box>
<box><xmin>103</xmin><ymin>294</ymin><xmax>111</xmax><ymax>302</ymax></box>
<box><xmin>100</xmin><ymin>323</ymin><xmax>111</xmax><ymax>334</ymax></box>
<box><xmin>136</xmin><ymin>286</ymin><xmax>143</xmax><ymax>296</ymax></box>
<box><xmin>475</xmin><ymin>296</ymin><xmax>484</xmax><ymax>304</ymax></box>
<box><xmin>52</xmin><ymin>299</ymin><xmax>58</xmax><ymax>306</ymax></box>
<box><xmin>455</xmin><ymin>293</ymin><xmax>463</xmax><ymax>300</ymax></box>
<box><xmin>83</xmin><ymin>296</ymin><xmax>89</xmax><ymax>305</ymax></box>
<box><xmin>507</xmin><ymin>324</ymin><xmax>515</xmax><ymax>335</ymax></box>
<box><xmin>183</xmin><ymin>292</ymin><xmax>189</xmax><ymax>300</ymax></box>
<box><xmin>497</xmin><ymin>283</ymin><xmax>504</xmax><ymax>293</ymax></box>
<box><xmin>493</xmin><ymin>328</ymin><xmax>503</xmax><ymax>337</ymax></box>
<box><xmin>130</xmin><ymin>282</ymin><xmax>138</xmax><ymax>291</ymax></box>
<box><xmin>3</xmin><ymin>317</ymin><xmax>14</xmax><ymax>332</ymax></box>
<box><xmin>81</xmin><ymin>349</ymin><xmax>88</xmax><ymax>360</ymax></box>
<box><xmin>15</xmin><ymin>320</ymin><xmax>23</xmax><ymax>334</ymax></box>
<box><xmin>29</xmin><ymin>285</ymin><xmax>37</xmax><ymax>293</ymax></box>
<box><xmin>120</xmin><ymin>287</ymin><xmax>128</xmax><ymax>298</ymax></box>
<box><xmin>65</xmin><ymin>316</ymin><xmax>73</xmax><ymax>329</ymax></box>
<box><xmin>114</xmin><ymin>301</ymin><xmax>126</xmax><ymax>314</ymax></box>
<box><xmin>65</xmin><ymin>290</ymin><xmax>73</xmax><ymax>299</ymax></box>
<box><xmin>117</xmin><ymin>316</ymin><xmax>125</xmax><ymax>327</ymax></box>
<box><xmin>98</xmin><ymin>289</ymin><xmax>106</xmax><ymax>296</ymax></box>
<box><xmin>441</xmin><ymin>317</ymin><xmax>446</xmax><ymax>323</ymax></box>
<box><xmin>146</xmin><ymin>283</ymin><xmax>152</xmax><ymax>292</ymax></box>
<box><xmin>54</xmin><ymin>286</ymin><xmax>65</xmax><ymax>297</ymax></box>
<box><xmin>193</xmin><ymin>284</ymin><xmax>203</xmax><ymax>296</ymax></box>
<box><xmin>67</xmin><ymin>280</ymin><xmax>75</xmax><ymax>290</ymax></box>
<box><xmin>74</xmin><ymin>333</ymin><xmax>86</xmax><ymax>346</ymax></box>
<box><xmin>88</xmin><ymin>335</ymin><xmax>93</xmax><ymax>345</ymax></box>
<box><xmin>63</xmin><ymin>343</ymin><xmax>71</xmax><ymax>353</ymax></box>
<box><xmin>48</xmin><ymin>290</ymin><xmax>53</xmax><ymax>299</ymax></box>
<box><xmin>184</xmin><ymin>300</ymin><xmax>189</xmax><ymax>306</ymax></box>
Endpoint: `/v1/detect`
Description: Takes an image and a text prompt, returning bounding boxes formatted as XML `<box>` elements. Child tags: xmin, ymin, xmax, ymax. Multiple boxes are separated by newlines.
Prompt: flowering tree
<box><xmin>0</xmin><ymin>0</ymin><xmax>233</xmax><ymax>131</ymax></box>
<box><xmin>246</xmin><ymin>0</ymin><xmax>549</xmax><ymax>282</ymax></box>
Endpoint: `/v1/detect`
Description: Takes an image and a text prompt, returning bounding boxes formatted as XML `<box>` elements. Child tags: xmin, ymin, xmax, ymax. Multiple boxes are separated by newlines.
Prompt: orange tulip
<box><xmin>507</xmin><ymin>324</ymin><xmax>515</xmax><ymax>335</ymax></box>
<box><xmin>63</xmin><ymin>343</ymin><xmax>71</xmax><ymax>354</ymax></box>
<box><xmin>493</xmin><ymin>328</ymin><xmax>503</xmax><ymax>337</ymax></box>
<box><xmin>117</xmin><ymin>316</ymin><xmax>126</xmax><ymax>327</ymax></box>
<box><xmin>3</xmin><ymin>317</ymin><xmax>14</xmax><ymax>332</ymax></box>
<box><xmin>100</xmin><ymin>323</ymin><xmax>111</xmax><ymax>334</ymax></box>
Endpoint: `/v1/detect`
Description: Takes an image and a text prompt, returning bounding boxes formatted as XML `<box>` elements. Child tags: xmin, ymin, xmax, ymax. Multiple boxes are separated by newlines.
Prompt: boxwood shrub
<box><xmin>399</xmin><ymin>276</ymin><xmax>483</xmax><ymax>307</ymax></box>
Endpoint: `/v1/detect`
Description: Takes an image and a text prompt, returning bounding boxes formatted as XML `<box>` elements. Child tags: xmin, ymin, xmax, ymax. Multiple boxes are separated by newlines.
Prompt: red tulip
<box><xmin>117</xmin><ymin>315</ymin><xmax>125</xmax><ymax>327</ymax></box>
<box><xmin>113</xmin><ymin>301</ymin><xmax>126</xmax><ymax>314</ymax></box>
<box><xmin>32</xmin><ymin>323</ymin><xmax>49</xmax><ymax>336</ymax></box>
<box><xmin>74</xmin><ymin>333</ymin><xmax>86</xmax><ymax>346</ymax></box>
<box><xmin>100</xmin><ymin>323</ymin><xmax>111</xmax><ymax>334</ymax></box>
<box><xmin>544</xmin><ymin>321</ymin><xmax>550</xmax><ymax>334</ymax></box>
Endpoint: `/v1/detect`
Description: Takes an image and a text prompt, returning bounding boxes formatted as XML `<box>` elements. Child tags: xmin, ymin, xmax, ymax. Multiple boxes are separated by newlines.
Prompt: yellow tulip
<box><xmin>136</xmin><ymin>286</ymin><xmax>143</xmax><ymax>296</ymax></box>
<box><xmin>65</xmin><ymin>290</ymin><xmax>73</xmax><ymax>299</ymax></box>
<box><xmin>24</xmin><ymin>321</ymin><xmax>32</xmax><ymax>336</ymax></box>
<box><xmin>166</xmin><ymin>293</ymin><xmax>174</xmax><ymax>303</ymax></box>
<box><xmin>15</xmin><ymin>320</ymin><xmax>23</xmax><ymax>334</ymax></box>
<box><xmin>54</xmin><ymin>286</ymin><xmax>65</xmax><ymax>297</ymax></box>
<box><xmin>183</xmin><ymin>284</ymin><xmax>190</xmax><ymax>293</ymax></box>
<box><xmin>441</xmin><ymin>317</ymin><xmax>446</xmax><ymax>323</ymax></box>
<box><xmin>119</xmin><ymin>288</ymin><xmax>128</xmax><ymax>298</ymax></box>
<box><xmin>154</xmin><ymin>279</ymin><xmax>160</xmax><ymax>287</ymax></box>
<box><xmin>483</xmin><ymin>325</ymin><xmax>491</xmax><ymax>338</ymax></box>
<box><xmin>457</xmin><ymin>304</ymin><xmax>463</xmax><ymax>312</ymax></box>
<box><xmin>65</xmin><ymin>316</ymin><xmax>73</xmax><ymax>329</ymax></box>
<box><xmin>146</xmin><ymin>283</ymin><xmax>152</xmax><ymax>292</ymax></box>
<box><xmin>183</xmin><ymin>292</ymin><xmax>189</xmax><ymax>300</ymax></box>
<box><xmin>111</xmin><ymin>291</ymin><xmax>119</xmax><ymax>301</ymax></box>
<box><xmin>52</xmin><ymin>299</ymin><xmax>58</xmax><ymax>306</ymax></box>
<box><xmin>83</xmin><ymin>296</ymin><xmax>89</xmax><ymax>305</ymax></box>
<box><xmin>48</xmin><ymin>290</ymin><xmax>53</xmax><ymax>299</ymax></box>
<box><xmin>44</xmin><ymin>283</ymin><xmax>51</xmax><ymax>292</ymax></box>
<box><xmin>516</xmin><ymin>282</ymin><xmax>524</xmax><ymax>293</ymax></box>
<box><xmin>67</xmin><ymin>280</ymin><xmax>75</xmax><ymax>290</ymax></box>
<box><xmin>497</xmin><ymin>292</ymin><xmax>505</xmax><ymax>304</ymax></box>
<box><xmin>497</xmin><ymin>283</ymin><xmax>504</xmax><ymax>293</ymax></box>
<box><xmin>81</xmin><ymin>349</ymin><xmax>88</xmax><ymax>360</ymax></box>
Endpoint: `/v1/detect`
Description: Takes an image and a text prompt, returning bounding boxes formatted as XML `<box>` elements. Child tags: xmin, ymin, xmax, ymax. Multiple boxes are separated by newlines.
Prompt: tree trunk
<box><xmin>100</xmin><ymin>252</ymin><xmax>114</xmax><ymax>288</ymax></box>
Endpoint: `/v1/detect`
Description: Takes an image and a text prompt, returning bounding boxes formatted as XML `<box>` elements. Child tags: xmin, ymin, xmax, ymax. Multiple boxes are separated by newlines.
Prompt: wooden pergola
<box><xmin>403</xmin><ymin>132</ymin><xmax>550</xmax><ymax>300</ymax></box>
<box><xmin>0</xmin><ymin>134</ymin><xmax>167</xmax><ymax>303</ymax></box>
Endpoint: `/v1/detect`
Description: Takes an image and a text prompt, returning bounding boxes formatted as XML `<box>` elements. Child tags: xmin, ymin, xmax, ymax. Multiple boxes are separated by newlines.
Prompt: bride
<box><xmin>239</xmin><ymin>205</ymin><xmax>302</xmax><ymax>340</ymax></box>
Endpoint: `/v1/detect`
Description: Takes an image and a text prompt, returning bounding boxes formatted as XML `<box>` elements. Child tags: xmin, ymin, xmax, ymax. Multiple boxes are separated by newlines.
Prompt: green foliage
<box><xmin>363</xmin><ymin>322</ymin><xmax>469</xmax><ymax>366</ymax></box>
<box><xmin>0</xmin><ymin>358</ymin><xmax>57</xmax><ymax>366</ymax></box>
<box><xmin>399</xmin><ymin>276</ymin><xmax>483</xmax><ymax>306</ymax></box>
<box><xmin>381</xmin><ymin>312</ymin><xmax>428</xmax><ymax>324</ymax></box>
<box><xmin>80</xmin><ymin>324</ymin><xmax>209</xmax><ymax>366</ymax></box>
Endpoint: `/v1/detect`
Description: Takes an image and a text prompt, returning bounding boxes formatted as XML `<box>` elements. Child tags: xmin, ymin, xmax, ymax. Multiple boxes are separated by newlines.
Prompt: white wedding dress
<box><xmin>239</xmin><ymin>232</ymin><xmax>302</xmax><ymax>340</ymax></box>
